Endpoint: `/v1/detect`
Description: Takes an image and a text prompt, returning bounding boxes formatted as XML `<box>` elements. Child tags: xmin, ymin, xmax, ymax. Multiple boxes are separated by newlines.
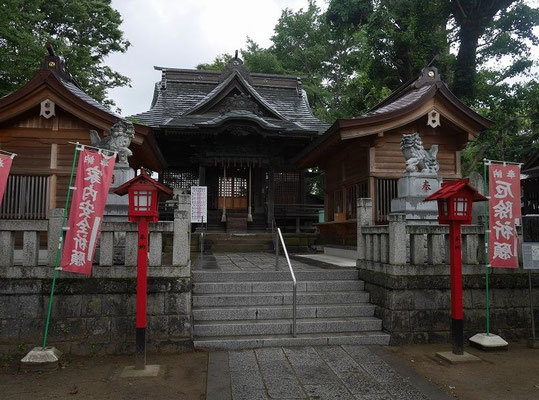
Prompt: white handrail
<box><xmin>275</xmin><ymin>227</ymin><xmax>297</xmax><ymax>337</ymax></box>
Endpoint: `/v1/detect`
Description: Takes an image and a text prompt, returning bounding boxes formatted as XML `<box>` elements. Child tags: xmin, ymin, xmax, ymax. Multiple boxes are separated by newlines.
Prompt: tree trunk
<box><xmin>452</xmin><ymin>20</ymin><xmax>481</xmax><ymax>101</ymax></box>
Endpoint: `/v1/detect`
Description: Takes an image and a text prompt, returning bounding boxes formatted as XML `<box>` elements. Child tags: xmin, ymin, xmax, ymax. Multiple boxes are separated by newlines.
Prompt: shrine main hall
<box><xmin>133</xmin><ymin>56</ymin><xmax>328</xmax><ymax>231</ymax></box>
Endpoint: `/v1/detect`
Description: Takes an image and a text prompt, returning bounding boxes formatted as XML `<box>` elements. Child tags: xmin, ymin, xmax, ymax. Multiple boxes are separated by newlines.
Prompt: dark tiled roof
<box><xmin>133</xmin><ymin>60</ymin><xmax>329</xmax><ymax>134</ymax></box>
<box><xmin>60</xmin><ymin>79</ymin><xmax>120</xmax><ymax>118</ymax></box>
<box><xmin>363</xmin><ymin>85</ymin><xmax>432</xmax><ymax>117</ymax></box>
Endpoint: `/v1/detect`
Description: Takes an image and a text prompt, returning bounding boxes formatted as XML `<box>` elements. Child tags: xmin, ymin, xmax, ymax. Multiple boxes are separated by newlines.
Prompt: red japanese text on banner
<box><xmin>488</xmin><ymin>164</ymin><xmax>521</xmax><ymax>268</ymax></box>
<box><xmin>60</xmin><ymin>149</ymin><xmax>115</xmax><ymax>274</ymax></box>
<box><xmin>0</xmin><ymin>154</ymin><xmax>14</xmax><ymax>208</ymax></box>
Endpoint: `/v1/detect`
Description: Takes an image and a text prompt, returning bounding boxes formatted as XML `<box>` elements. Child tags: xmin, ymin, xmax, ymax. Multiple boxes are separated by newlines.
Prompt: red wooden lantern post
<box><xmin>114</xmin><ymin>170</ymin><xmax>172</xmax><ymax>369</ymax></box>
<box><xmin>425</xmin><ymin>179</ymin><xmax>487</xmax><ymax>355</ymax></box>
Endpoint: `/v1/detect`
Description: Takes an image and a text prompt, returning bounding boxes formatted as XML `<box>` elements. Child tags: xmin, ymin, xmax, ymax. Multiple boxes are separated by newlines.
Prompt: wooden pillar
<box><xmin>267</xmin><ymin>169</ymin><xmax>274</xmax><ymax>225</ymax></box>
<box><xmin>199</xmin><ymin>164</ymin><xmax>206</xmax><ymax>186</ymax></box>
<box><xmin>221</xmin><ymin>165</ymin><xmax>227</xmax><ymax>222</ymax></box>
<box><xmin>247</xmin><ymin>165</ymin><xmax>253</xmax><ymax>222</ymax></box>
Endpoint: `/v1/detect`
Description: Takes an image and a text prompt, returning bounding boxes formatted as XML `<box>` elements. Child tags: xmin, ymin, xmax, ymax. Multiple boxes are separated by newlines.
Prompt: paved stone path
<box><xmin>195</xmin><ymin>252</ymin><xmax>320</xmax><ymax>271</ymax></box>
<box><xmin>207</xmin><ymin>345</ymin><xmax>450</xmax><ymax>400</ymax></box>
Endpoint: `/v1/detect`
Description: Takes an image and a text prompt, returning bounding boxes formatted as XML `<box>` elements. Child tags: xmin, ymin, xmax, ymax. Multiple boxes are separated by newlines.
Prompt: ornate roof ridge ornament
<box><xmin>414</xmin><ymin>66</ymin><xmax>441</xmax><ymax>89</ymax></box>
<box><xmin>219</xmin><ymin>51</ymin><xmax>253</xmax><ymax>84</ymax></box>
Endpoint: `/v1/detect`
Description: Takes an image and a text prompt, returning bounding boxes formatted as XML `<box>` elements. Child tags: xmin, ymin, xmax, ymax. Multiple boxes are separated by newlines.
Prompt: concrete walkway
<box><xmin>207</xmin><ymin>345</ymin><xmax>451</xmax><ymax>400</ymax></box>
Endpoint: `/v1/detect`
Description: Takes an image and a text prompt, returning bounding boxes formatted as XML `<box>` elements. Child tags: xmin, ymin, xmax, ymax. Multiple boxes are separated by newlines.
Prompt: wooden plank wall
<box><xmin>0</xmin><ymin>106</ymin><xmax>98</xmax><ymax>213</ymax></box>
<box><xmin>320</xmin><ymin>116</ymin><xmax>467</xmax><ymax>222</ymax></box>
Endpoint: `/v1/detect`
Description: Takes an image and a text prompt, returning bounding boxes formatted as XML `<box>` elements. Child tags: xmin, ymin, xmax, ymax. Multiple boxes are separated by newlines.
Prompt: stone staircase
<box><xmin>192</xmin><ymin>269</ymin><xmax>390</xmax><ymax>349</ymax></box>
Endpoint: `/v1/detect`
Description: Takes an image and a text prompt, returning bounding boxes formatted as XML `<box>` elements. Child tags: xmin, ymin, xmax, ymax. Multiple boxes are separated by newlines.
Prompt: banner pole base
<box><xmin>469</xmin><ymin>332</ymin><xmax>508</xmax><ymax>351</ymax></box>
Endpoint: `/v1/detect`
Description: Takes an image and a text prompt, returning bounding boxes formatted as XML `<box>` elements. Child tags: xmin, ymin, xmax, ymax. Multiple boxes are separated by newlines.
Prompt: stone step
<box><xmin>210</xmin><ymin>243</ymin><xmax>273</xmax><ymax>252</ymax></box>
<box><xmin>193</xmin><ymin>280</ymin><xmax>364</xmax><ymax>294</ymax></box>
<box><xmin>194</xmin><ymin>317</ymin><xmax>382</xmax><ymax>337</ymax></box>
<box><xmin>193</xmin><ymin>331</ymin><xmax>390</xmax><ymax>350</ymax></box>
<box><xmin>193</xmin><ymin>304</ymin><xmax>376</xmax><ymax>321</ymax></box>
<box><xmin>192</xmin><ymin>270</ymin><xmax>359</xmax><ymax>282</ymax></box>
<box><xmin>192</xmin><ymin>291</ymin><xmax>370</xmax><ymax>307</ymax></box>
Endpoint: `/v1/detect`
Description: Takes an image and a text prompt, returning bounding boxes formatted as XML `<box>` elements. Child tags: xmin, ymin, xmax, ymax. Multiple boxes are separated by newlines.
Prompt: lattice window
<box><xmin>219</xmin><ymin>177</ymin><xmax>233</xmax><ymax>197</ymax></box>
<box><xmin>274</xmin><ymin>171</ymin><xmax>299</xmax><ymax>204</ymax></box>
<box><xmin>334</xmin><ymin>190</ymin><xmax>343</xmax><ymax>213</ymax></box>
<box><xmin>161</xmin><ymin>169</ymin><xmax>198</xmax><ymax>189</ymax></box>
<box><xmin>0</xmin><ymin>175</ymin><xmax>50</xmax><ymax>219</ymax></box>
<box><xmin>233</xmin><ymin>177</ymin><xmax>247</xmax><ymax>197</ymax></box>
<box><xmin>375</xmin><ymin>178</ymin><xmax>398</xmax><ymax>224</ymax></box>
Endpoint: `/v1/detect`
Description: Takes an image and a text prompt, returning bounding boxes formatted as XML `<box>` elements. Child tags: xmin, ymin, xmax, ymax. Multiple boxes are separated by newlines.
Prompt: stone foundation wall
<box><xmin>358</xmin><ymin>261</ymin><xmax>539</xmax><ymax>344</ymax></box>
<box><xmin>0</xmin><ymin>275</ymin><xmax>192</xmax><ymax>355</ymax></box>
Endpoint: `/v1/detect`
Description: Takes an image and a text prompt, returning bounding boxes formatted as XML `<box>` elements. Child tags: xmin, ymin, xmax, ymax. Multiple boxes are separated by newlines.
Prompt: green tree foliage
<box><xmin>200</xmin><ymin>0</ymin><xmax>537</xmax><ymax>171</ymax></box>
<box><xmin>0</xmin><ymin>0</ymin><xmax>130</xmax><ymax>108</ymax></box>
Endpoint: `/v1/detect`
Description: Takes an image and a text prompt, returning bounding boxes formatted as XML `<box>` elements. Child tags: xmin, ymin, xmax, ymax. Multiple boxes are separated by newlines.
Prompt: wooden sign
<box><xmin>191</xmin><ymin>186</ymin><xmax>207</xmax><ymax>223</ymax></box>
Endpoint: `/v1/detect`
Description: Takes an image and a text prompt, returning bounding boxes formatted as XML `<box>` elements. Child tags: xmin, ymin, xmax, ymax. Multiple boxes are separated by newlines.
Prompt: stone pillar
<box><xmin>388</xmin><ymin>213</ymin><xmax>407</xmax><ymax>265</ymax></box>
<box><xmin>173</xmin><ymin>190</ymin><xmax>191</xmax><ymax>267</ymax></box>
<box><xmin>0</xmin><ymin>230</ymin><xmax>14</xmax><ymax>267</ymax></box>
<box><xmin>357</xmin><ymin>198</ymin><xmax>372</xmax><ymax>260</ymax></box>
<box><xmin>47</xmin><ymin>208</ymin><xmax>64</xmax><ymax>267</ymax></box>
<box><xmin>23</xmin><ymin>231</ymin><xmax>39</xmax><ymax>267</ymax></box>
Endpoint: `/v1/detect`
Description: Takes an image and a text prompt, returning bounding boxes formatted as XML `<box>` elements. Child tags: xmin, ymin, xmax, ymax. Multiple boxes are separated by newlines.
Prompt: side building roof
<box><xmin>296</xmin><ymin>66</ymin><xmax>494</xmax><ymax>168</ymax></box>
<box><xmin>132</xmin><ymin>57</ymin><xmax>329</xmax><ymax>135</ymax></box>
<box><xmin>0</xmin><ymin>46</ymin><xmax>165</xmax><ymax>171</ymax></box>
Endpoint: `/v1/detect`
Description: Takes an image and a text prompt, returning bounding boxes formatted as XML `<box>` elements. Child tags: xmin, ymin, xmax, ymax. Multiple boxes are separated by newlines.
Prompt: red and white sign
<box><xmin>60</xmin><ymin>149</ymin><xmax>115</xmax><ymax>274</ymax></box>
<box><xmin>0</xmin><ymin>154</ymin><xmax>14</xmax><ymax>208</ymax></box>
<box><xmin>488</xmin><ymin>164</ymin><xmax>521</xmax><ymax>268</ymax></box>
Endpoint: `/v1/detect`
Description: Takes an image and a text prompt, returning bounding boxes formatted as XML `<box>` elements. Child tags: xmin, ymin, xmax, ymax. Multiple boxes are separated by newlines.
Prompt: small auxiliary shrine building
<box><xmin>0</xmin><ymin>47</ymin><xmax>164</xmax><ymax>220</ymax></box>
<box><xmin>134</xmin><ymin>56</ymin><xmax>328</xmax><ymax>230</ymax></box>
<box><xmin>296</xmin><ymin>67</ymin><xmax>492</xmax><ymax>243</ymax></box>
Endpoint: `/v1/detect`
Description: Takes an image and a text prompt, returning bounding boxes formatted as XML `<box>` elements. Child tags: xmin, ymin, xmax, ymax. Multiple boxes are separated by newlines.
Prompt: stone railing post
<box><xmin>388</xmin><ymin>213</ymin><xmax>407</xmax><ymax>265</ymax></box>
<box><xmin>47</xmin><ymin>208</ymin><xmax>64</xmax><ymax>267</ymax></box>
<box><xmin>173</xmin><ymin>190</ymin><xmax>191</xmax><ymax>267</ymax></box>
<box><xmin>357</xmin><ymin>198</ymin><xmax>372</xmax><ymax>260</ymax></box>
<box><xmin>0</xmin><ymin>228</ymin><xmax>14</xmax><ymax>267</ymax></box>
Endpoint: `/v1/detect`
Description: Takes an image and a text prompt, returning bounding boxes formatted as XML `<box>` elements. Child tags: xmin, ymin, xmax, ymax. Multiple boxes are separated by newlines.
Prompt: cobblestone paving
<box><xmin>196</xmin><ymin>252</ymin><xmax>320</xmax><ymax>271</ymax></box>
<box><xmin>226</xmin><ymin>346</ymin><xmax>431</xmax><ymax>400</ymax></box>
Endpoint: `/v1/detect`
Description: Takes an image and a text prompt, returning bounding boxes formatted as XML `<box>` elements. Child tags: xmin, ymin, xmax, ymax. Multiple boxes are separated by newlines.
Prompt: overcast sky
<box><xmin>106</xmin><ymin>0</ymin><xmax>326</xmax><ymax>117</ymax></box>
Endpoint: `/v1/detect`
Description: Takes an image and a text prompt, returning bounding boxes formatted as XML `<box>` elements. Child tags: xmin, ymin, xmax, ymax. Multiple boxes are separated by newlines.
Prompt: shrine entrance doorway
<box><xmin>217</xmin><ymin>167</ymin><xmax>248</xmax><ymax>211</ymax></box>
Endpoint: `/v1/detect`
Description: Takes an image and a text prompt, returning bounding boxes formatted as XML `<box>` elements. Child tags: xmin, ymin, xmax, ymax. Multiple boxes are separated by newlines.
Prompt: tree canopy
<box><xmin>200</xmin><ymin>0</ymin><xmax>539</xmax><ymax>171</ymax></box>
<box><xmin>0</xmin><ymin>0</ymin><xmax>130</xmax><ymax>109</ymax></box>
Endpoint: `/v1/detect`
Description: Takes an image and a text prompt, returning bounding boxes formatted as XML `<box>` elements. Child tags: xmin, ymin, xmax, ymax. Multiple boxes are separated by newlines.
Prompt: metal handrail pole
<box><xmin>275</xmin><ymin>232</ymin><xmax>280</xmax><ymax>270</ymax></box>
<box><xmin>277</xmin><ymin>228</ymin><xmax>297</xmax><ymax>337</ymax></box>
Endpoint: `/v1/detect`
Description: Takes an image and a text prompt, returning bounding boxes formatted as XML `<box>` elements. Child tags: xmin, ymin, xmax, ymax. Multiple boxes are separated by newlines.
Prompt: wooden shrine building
<box><xmin>296</xmin><ymin>67</ymin><xmax>493</xmax><ymax>246</ymax></box>
<box><xmin>133</xmin><ymin>55</ymin><xmax>328</xmax><ymax>231</ymax></box>
<box><xmin>523</xmin><ymin>152</ymin><xmax>539</xmax><ymax>215</ymax></box>
<box><xmin>0</xmin><ymin>46</ymin><xmax>165</xmax><ymax>219</ymax></box>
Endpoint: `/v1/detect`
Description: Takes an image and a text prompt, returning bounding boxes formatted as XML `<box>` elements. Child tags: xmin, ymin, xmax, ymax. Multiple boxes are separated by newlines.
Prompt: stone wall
<box><xmin>356</xmin><ymin>198</ymin><xmax>539</xmax><ymax>345</ymax></box>
<box><xmin>358</xmin><ymin>261</ymin><xmax>539</xmax><ymax>344</ymax></box>
<box><xmin>0</xmin><ymin>275</ymin><xmax>192</xmax><ymax>355</ymax></box>
<box><xmin>0</xmin><ymin>191</ymin><xmax>193</xmax><ymax>355</ymax></box>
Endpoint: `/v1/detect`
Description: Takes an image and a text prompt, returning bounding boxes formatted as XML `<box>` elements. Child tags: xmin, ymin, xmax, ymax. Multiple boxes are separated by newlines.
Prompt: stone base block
<box><xmin>120</xmin><ymin>364</ymin><xmax>161</xmax><ymax>377</ymax></box>
<box><xmin>436</xmin><ymin>351</ymin><xmax>481</xmax><ymax>364</ymax></box>
<box><xmin>20</xmin><ymin>346</ymin><xmax>62</xmax><ymax>372</ymax></box>
<box><xmin>469</xmin><ymin>333</ymin><xmax>508</xmax><ymax>351</ymax></box>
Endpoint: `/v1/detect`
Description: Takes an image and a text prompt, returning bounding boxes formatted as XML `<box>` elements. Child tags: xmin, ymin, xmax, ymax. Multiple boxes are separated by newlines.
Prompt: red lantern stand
<box><xmin>114</xmin><ymin>171</ymin><xmax>172</xmax><ymax>369</ymax></box>
<box><xmin>425</xmin><ymin>179</ymin><xmax>487</xmax><ymax>355</ymax></box>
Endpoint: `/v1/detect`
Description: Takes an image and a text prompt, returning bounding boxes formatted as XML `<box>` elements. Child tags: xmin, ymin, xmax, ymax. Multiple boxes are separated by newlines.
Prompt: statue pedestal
<box><xmin>103</xmin><ymin>163</ymin><xmax>135</xmax><ymax>265</ymax></box>
<box><xmin>391</xmin><ymin>172</ymin><xmax>441</xmax><ymax>225</ymax></box>
<box><xmin>105</xmin><ymin>163</ymin><xmax>135</xmax><ymax>221</ymax></box>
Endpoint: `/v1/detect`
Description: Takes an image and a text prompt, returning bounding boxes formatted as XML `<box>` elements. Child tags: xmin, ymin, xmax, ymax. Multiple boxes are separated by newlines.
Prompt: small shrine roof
<box><xmin>424</xmin><ymin>179</ymin><xmax>487</xmax><ymax>202</ymax></box>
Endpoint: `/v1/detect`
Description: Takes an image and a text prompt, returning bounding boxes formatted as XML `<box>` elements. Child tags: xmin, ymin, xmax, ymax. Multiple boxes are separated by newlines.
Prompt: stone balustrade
<box><xmin>0</xmin><ymin>191</ymin><xmax>191</xmax><ymax>278</ymax></box>
<box><xmin>357</xmin><ymin>198</ymin><xmax>485</xmax><ymax>266</ymax></box>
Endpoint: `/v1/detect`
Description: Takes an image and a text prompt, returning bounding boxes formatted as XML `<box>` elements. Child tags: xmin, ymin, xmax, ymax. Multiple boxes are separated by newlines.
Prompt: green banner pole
<box><xmin>42</xmin><ymin>143</ymin><xmax>80</xmax><ymax>349</ymax></box>
<box><xmin>483</xmin><ymin>159</ymin><xmax>490</xmax><ymax>336</ymax></box>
